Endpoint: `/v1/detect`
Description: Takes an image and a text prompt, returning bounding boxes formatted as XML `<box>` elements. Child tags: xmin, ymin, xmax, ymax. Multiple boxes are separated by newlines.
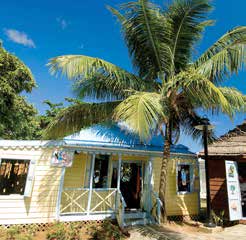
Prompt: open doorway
<box><xmin>238</xmin><ymin>162</ymin><xmax>246</xmax><ymax>218</ymax></box>
<box><xmin>120</xmin><ymin>162</ymin><xmax>142</xmax><ymax>210</ymax></box>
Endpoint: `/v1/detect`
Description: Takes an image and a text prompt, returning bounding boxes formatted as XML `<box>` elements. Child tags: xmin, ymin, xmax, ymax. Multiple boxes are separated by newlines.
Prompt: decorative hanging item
<box><xmin>0</xmin><ymin>162</ymin><xmax>6</xmax><ymax>176</ymax></box>
<box><xmin>51</xmin><ymin>149</ymin><xmax>74</xmax><ymax>167</ymax></box>
<box><xmin>4</xmin><ymin>162</ymin><xmax>12</xmax><ymax>179</ymax></box>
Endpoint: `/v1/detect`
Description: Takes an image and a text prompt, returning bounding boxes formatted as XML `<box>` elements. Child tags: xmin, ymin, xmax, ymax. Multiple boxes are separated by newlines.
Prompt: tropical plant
<box><xmin>45</xmin><ymin>0</ymin><xmax>246</xmax><ymax>222</ymax></box>
<box><xmin>0</xmin><ymin>42</ymin><xmax>39</xmax><ymax>140</ymax></box>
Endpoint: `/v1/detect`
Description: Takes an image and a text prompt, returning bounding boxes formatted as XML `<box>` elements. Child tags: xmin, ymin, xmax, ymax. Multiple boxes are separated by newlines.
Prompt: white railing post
<box><xmin>87</xmin><ymin>153</ymin><xmax>95</xmax><ymax>215</ymax></box>
<box><xmin>117</xmin><ymin>154</ymin><xmax>122</xmax><ymax>191</ymax></box>
<box><xmin>56</xmin><ymin>167</ymin><xmax>66</xmax><ymax>220</ymax></box>
<box><xmin>116</xmin><ymin>154</ymin><xmax>122</xmax><ymax>210</ymax></box>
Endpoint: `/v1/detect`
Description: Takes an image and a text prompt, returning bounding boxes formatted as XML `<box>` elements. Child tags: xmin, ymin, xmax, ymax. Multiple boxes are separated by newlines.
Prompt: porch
<box><xmin>56</xmin><ymin>152</ymin><xmax>162</xmax><ymax>227</ymax></box>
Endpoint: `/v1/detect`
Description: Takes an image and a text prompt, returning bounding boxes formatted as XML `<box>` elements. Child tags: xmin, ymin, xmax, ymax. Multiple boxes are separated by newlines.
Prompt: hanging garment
<box><xmin>0</xmin><ymin>162</ymin><xmax>6</xmax><ymax>176</ymax></box>
<box><xmin>181</xmin><ymin>169</ymin><xmax>187</xmax><ymax>186</ymax></box>
<box><xmin>4</xmin><ymin>162</ymin><xmax>12</xmax><ymax>179</ymax></box>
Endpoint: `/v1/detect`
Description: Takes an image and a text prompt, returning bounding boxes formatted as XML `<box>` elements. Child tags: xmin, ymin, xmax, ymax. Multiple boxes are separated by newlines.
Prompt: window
<box><xmin>0</xmin><ymin>159</ymin><xmax>30</xmax><ymax>195</ymax></box>
<box><xmin>93</xmin><ymin>155</ymin><xmax>109</xmax><ymax>188</ymax></box>
<box><xmin>177</xmin><ymin>164</ymin><xmax>193</xmax><ymax>193</ymax></box>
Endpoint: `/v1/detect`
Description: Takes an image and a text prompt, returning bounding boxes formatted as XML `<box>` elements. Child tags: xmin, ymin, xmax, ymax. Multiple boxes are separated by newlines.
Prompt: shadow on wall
<box><xmin>208</xmin><ymin>159</ymin><xmax>229</xmax><ymax>218</ymax></box>
<box><xmin>35</xmin><ymin>149</ymin><xmax>62</xmax><ymax>220</ymax></box>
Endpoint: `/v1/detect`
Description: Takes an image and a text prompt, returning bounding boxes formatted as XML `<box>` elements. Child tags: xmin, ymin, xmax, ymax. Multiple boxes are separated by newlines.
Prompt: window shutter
<box><xmin>24</xmin><ymin>159</ymin><xmax>36</xmax><ymax>197</ymax></box>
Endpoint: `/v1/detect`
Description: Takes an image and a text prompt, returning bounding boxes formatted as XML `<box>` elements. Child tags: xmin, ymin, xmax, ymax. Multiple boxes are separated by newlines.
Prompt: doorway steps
<box><xmin>124</xmin><ymin>211</ymin><xmax>152</xmax><ymax>226</ymax></box>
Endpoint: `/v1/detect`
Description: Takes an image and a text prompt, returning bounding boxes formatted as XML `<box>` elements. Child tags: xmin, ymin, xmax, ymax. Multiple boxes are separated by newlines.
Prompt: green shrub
<box><xmin>212</xmin><ymin>210</ymin><xmax>225</xmax><ymax>226</ymax></box>
<box><xmin>46</xmin><ymin>222</ymin><xmax>67</xmax><ymax>240</ymax></box>
<box><xmin>47</xmin><ymin>222</ymin><xmax>82</xmax><ymax>240</ymax></box>
<box><xmin>90</xmin><ymin>220</ymin><xmax>126</xmax><ymax>240</ymax></box>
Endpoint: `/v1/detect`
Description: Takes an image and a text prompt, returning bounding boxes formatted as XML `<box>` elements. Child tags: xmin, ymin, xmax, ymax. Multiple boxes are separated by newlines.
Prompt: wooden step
<box><xmin>124</xmin><ymin>211</ymin><xmax>147</xmax><ymax>219</ymax></box>
<box><xmin>124</xmin><ymin>218</ymin><xmax>150</xmax><ymax>226</ymax></box>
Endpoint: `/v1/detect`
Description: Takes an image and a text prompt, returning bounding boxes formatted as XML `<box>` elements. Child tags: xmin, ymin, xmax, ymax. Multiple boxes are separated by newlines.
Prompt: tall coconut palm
<box><xmin>45</xmin><ymin>0</ymin><xmax>246</xmax><ymax>222</ymax></box>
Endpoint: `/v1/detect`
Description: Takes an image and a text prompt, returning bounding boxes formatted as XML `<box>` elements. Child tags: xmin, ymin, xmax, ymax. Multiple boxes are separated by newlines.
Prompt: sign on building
<box><xmin>225</xmin><ymin>160</ymin><xmax>242</xmax><ymax>221</ymax></box>
<box><xmin>51</xmin><ymin>149</ymin><xmax>74</xmax><ymax>167</ymax></box>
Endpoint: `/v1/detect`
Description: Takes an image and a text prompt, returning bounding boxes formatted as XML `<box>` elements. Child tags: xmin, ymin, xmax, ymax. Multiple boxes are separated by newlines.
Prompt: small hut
<box><xmin>0</xmin><ymin>124</ymin><xmax>199</xmax><ymax>227</ymax></box>
<box><xmin>199</xmin><ymin>121</ymin><xmax>246</xmax><ymax>221</ymax></box>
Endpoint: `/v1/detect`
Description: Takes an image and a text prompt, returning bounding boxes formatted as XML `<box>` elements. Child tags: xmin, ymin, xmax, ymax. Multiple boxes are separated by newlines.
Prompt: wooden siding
<box><xmin>208</xmin><ymin>158</ymin><xmax>229</xmax><ymax>216</ymax></box>
<box><xmin>152</xmin><ymin>157</ymin><xmax>199</xmax><ymax>216</ymax></box>
<box><xmin>0</xmin><ymin>148</ymin><xmax>61</xmax><ymax>225</ymax></box>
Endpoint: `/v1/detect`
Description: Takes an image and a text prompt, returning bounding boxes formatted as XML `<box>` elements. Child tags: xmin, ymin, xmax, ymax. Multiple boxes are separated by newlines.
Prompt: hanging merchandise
<box><xmin>4</xmin><ymin>162</ymin><xmax>12</xmax><ymax>179</ymax></box>
<box><xmin>0</xmin><ymin>162</ymin><xmax>6</xmax><ymax>176</ymax></box>
<box><xmin>18</xmin><ymin>163</ymin><xmax>25</xmax><ymax>175</ymax></box>
<box><xmin>14</xmin><ymin>162</ymin><xmax>19</xmax><ymax>175</ymax></box>
<box><xmin>181</xmin><ymin>168</ymin><xmax>187</xmax><ymax>186</ymax></box>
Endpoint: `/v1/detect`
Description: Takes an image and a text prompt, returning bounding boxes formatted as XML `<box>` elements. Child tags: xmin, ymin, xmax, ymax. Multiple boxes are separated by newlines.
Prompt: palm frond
<box><xmin>180</xmin><ymin>111</ymin><xmax>216</xmax><ymax>144</ymax></box>
<box><xmin>166</xmin><ymin>0</ymin><xmax>213</xmax><ymax>73</ymax></box>
<box><xmin>195</xmin><ymin>26</ymin><xmax>246</xmax><ymax>82</ymax></box>
<box><xmin>48</xmin><ymin>55</ymin><xmax>143</xmax><ymax>98</ymax></box>
<box><xmin>167</xmin><ymin>68</ymin><xmax>234</xmax><ymax>116</ymax></box>
<box><xmin>217</xmin><ymin>87</ymin><xmax>246</xmax><ymax>113</ymax></box>
<box><xmin>111</xmin><ymin>0</ymin><xmax>172</xmax><ymax>80</ymax></box>
<box><xmin>43</xmin><ymin>101</ymin><xmax>120</xmax><ymax>139</ymax></box>
<box><xmin>73</xmin><ymin>71</ymin><xmax>154</xmax><ymax>101</ymax></box>
<box><xmin>113</xmin><ymin>92</ymin><xmax>165</xmax><ymax>140</ymax></box>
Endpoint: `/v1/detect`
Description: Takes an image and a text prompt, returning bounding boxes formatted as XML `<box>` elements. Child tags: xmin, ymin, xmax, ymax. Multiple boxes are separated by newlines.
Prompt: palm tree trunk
<box><xmin>159</xmin><ymin>122</ymin><xmax>171</xmax><ymax>223</ymax></box>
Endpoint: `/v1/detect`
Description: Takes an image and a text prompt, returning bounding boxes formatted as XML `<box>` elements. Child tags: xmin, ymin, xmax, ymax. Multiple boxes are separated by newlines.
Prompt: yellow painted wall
<box><xmin>0</xmin><ymin>149</ymin><xmax>199</xmax><ymax>225</ymax></box>
<box><xmin>0</xmin><ymin>147</ymin><xmax>62</xmax><ymax>225</ymax></box>
<box><xmin>63</xmin><ymin>153</ymin><xmax>87</xmax><ymax>188</ymax></box>
<box><xmin>152</xmin><ymin>157</ymin><xmax>199</xmax><ymax>216</ymax></box>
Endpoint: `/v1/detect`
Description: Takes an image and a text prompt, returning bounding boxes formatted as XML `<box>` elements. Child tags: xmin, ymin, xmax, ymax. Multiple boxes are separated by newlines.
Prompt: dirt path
<box><xmin>128</xmin><ymin>224</ymin><xmax>246</xmax><ymax>240</ymax></box>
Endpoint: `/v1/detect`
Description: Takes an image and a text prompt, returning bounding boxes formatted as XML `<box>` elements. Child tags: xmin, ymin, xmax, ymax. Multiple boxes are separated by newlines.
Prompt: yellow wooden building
<box><xmin>0</xmin><ymin>124</ymin><xmax>199</xmax><ymax>227</ymax></box>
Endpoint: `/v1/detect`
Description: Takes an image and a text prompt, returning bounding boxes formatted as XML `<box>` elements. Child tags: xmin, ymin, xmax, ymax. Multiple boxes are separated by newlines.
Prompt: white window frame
<box><xmin>176</xmin><ymin>162</ymin><xmax>194</xmax><ymax>195</ymax></box>
<box><xmin>0</xmin><ymin>156</ymin><xmax>36</xmax><ymax>199</ymax></box>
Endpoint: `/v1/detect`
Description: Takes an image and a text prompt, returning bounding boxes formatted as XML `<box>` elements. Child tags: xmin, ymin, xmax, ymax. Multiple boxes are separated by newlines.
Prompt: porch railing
<box><xmin>150</xmin><ymin>190</ymin><xmax>162</xmax><ymax>224</ymax></box>
<box><xmin>60</xmin><ymin>187</ymin><xmax>117</xmax><ymax>215</ymax></box>
<box><xmin>116</xmin><ymin>190</ymin><xmax>126</xmax><ymax>228</ymax></box>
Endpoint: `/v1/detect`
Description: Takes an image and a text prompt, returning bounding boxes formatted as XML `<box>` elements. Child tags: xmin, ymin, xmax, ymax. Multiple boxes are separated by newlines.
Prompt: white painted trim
<box><xmin>87</xmin><ymin>153</ymin><xmax>95</xmax><ymax>215</ymax></box>
<box><xmin>0</xmin><ymin>194</ymin><xmax>25</xmax><ymax>200</ymax></box>
<box><xmin>59</xmin><ymin>213</ymin><xmax>116</xmax><ymax>222</ymax></box>
<box><xmin>56</xmin><ymin>167</ymin><xmax>66</xmax><ymax>220</ymax></box>
<box><xmin>0</xmin><ymin>158</ymin><xmax>35</xmax><ymax>198</ymax></box>
<box><xmin>176</xmin><ymin>162</ymin><xmax>195</xmax><ymax>195</ymax></box>
<box><xmin>63</xmin><ymin>145</ymin><xmax>195</xmax><ymax>158</ymax></box>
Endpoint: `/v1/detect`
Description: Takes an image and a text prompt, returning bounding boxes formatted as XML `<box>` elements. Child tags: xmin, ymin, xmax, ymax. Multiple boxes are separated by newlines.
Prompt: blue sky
<box><xmin>0</xmin><ymin>0</ymin><xmax>246</xmax><ymax>152</ymax></box>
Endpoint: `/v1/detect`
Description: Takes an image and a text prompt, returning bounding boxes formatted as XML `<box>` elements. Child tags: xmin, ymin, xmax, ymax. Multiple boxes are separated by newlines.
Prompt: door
<box><xmin>120</xmin><ymin>162</ymin><xmax>142</xmax><ymax>210</ymax></box>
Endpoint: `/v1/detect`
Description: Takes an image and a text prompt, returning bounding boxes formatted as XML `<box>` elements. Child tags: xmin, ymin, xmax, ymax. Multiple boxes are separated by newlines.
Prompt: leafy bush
<box><xmin>212</xmin><ymin>210</ymin><xmax>225</xmax><ymax>226</ymax></box>
<box><xmin>89</xmin><ymin>220</ymin><xmax>126</xmax><ymax>240</ymax></box>
<box><xmin>0</xmin><ymin>225</ymin><xmax>33</xmax><ymax>240</ymax></box>
<box><xmin>46</xmin><ymin>222</ymin><xmax>82</xmax><ymax>240</ymax></box>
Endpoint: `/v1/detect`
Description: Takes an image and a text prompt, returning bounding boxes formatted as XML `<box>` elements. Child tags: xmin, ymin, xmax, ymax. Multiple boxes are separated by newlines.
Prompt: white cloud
<box><xmin>4</xmin><ymin>29</ymin><xmax>35</xmax><ymax>48</ymax></box>
<box><xmin>56</xmin><ymin>18</ymin><xmax>69</xmax><ymax>30</ymax></box>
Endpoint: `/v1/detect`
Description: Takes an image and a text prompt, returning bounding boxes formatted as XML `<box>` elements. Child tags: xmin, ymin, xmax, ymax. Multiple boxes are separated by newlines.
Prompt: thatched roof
<box><xmin>199</xmin><ymin>121</ymin><xmax>246</xmax><ymax>156</ymax></box>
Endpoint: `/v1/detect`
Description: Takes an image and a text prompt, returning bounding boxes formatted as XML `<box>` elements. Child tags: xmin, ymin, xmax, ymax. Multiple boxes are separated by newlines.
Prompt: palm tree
<box><xmin>45</xmin><ymin>0</ymin><xmax>246</xmax><ymax>222</ymax></box>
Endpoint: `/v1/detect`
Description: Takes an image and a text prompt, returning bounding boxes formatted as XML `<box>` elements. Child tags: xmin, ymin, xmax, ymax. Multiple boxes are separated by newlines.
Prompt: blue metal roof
<box><xmin>64</xmin><ymin>124</ymin><xmax>194</xmax><ymax>155</ymax></box>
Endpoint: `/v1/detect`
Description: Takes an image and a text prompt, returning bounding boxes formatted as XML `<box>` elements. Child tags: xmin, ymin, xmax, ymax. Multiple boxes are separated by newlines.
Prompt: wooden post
<box><xmin>56</xmin><ymin>167</ymin><xmax>66</xmax><ymax>220</ymax></box>
<box><xmin>87</xmin><ymin>153</ymin><xmax>96</xmax><ymax>215</ymax></box>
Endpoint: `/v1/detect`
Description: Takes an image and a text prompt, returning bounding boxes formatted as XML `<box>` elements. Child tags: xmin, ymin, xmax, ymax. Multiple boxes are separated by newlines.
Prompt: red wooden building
<box><xmin>199</xmin><ymin>121</ymin><xmax>246</xmax><ymax>221</ymax></box>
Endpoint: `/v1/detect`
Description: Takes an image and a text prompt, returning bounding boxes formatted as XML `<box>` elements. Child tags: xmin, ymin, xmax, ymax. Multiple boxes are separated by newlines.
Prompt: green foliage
<box><xmin>0</xmin><ymin>225</ymin><xmax>33</xmax><ymax>240</ymax></box>
<box><xmin>211</xmin><ymin>210</ymin><xmax>225</xmax><ymax>227</ymax></box>
<box><xmin>46</xmin><ymin>221</ymin><xmax>82</xmax><ymax>240</ymax></box>
<box><xmin>89</xmin><ymin>220</ymin><xmax>126</xmax><ymax>240</ymax></box>
<box><xmin>0</xmin><ymin>44</ymin><xmax>38</xmax><ymax>140</ymax></box>
<box><xmin>43</xmin><ymin>100</ymin><xmax>120</xmax><ymax>139</ymax></box>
